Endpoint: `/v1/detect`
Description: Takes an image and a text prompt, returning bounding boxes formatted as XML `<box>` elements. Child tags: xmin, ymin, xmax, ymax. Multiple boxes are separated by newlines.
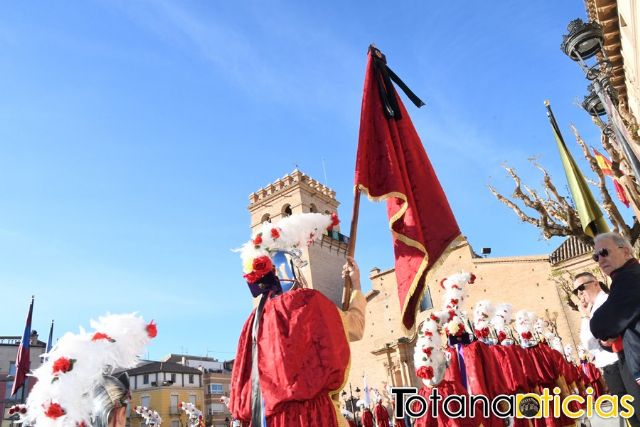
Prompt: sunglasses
<box><xmin>572</xmin><ymin>280</ymin><xmax>595</xmax><ymax>295</ymax></box>
<box><xmin>592</xmin><ymin>248</ymin><xmax>609</xmax><ymax>262</ymax></box>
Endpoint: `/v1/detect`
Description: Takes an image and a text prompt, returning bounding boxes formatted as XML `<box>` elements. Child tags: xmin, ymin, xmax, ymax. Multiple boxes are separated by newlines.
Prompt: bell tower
<box><xmin>247</xmin><ymin>169</ymin><xmax>349</xmax><ymax>306</ymax></box>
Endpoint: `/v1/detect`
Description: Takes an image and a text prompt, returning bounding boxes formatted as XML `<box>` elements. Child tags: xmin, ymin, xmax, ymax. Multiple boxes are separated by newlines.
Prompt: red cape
<box><xmin>230</xmin><ymin>289</ymin><xmax>350</xmax><ymax>426</ymax></box>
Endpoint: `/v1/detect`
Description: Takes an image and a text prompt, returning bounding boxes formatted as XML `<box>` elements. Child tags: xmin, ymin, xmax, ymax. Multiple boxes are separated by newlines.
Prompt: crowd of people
<box><xmin>10</xmin><ymin>214</ymin><xmax>640</xmax><ymax>427</ymax></box>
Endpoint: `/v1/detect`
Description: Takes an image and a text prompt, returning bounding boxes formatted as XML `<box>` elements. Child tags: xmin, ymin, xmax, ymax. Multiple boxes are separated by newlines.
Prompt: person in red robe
<box><xmin>374</xmin><ymin>400</ymin><xmax>390</xmax><ymax>427</ymax></box>
<box><xmin>230</xmin><ymin>213</ymin><xmax>366</xmax><ymax>427</ymax></box>
<box><xmin>362</xmin><ymin>408</ymin><xmax>374</xmax><ymax>427</ymax></box>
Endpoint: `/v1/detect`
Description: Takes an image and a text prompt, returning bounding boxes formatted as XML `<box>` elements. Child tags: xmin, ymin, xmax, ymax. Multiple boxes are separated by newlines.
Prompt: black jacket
<box><xmin>591</xmin><ymin>259</ymin><xmax>640</xmax><ymax>380</ymax></box>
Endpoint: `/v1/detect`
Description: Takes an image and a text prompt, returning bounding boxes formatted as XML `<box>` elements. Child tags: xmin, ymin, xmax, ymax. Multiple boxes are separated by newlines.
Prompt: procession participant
<box><xmin>374</xmin><ymin>397</ymin><xmax>390</xmax><ymax>427</ymax></box>
<box><xmin>439</xmin><ymin>273</ymin><xmax>505</xmax><ymax>427</ymax></box>
<box><xmin>230</xmin><ymin>212</ymin><xmax>366</xmax><ymax>427</ymax></box>
<box><xmin>11</xmin><ymin>313</ymin><xmax>156</xmax><ymax>427</ymax></box>
<box><xmin>412</xmin><ymin>312</ymin><xmax>479</xmax><ymax>427</ymax></box>
<box><xmin>361</xmin><ymin>407</ymin><xmax>374</xmax><ymax>427</ymax></box>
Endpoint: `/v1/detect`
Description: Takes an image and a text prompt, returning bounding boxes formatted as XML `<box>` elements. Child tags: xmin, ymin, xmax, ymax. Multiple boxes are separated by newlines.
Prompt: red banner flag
<box><xmin>593</xmin><ymin>148</ymin><xmax>630</xmax><ymax>208</ymax></box>
<box><xmin>354</xmin><ymin>47</ymin><xmax>462</xmax><ymax>331</ymax></box>
<box><xmin>11</xmin><ymin>297</ymin><xmax>33</xmax><ymax>397</ymax></box>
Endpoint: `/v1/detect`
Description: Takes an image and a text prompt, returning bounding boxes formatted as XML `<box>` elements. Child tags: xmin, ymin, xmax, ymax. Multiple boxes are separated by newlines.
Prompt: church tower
<box><xmin>247</xmin><ymin>169</ymin><xmax>349</xmax><ymax>306</ymax></box>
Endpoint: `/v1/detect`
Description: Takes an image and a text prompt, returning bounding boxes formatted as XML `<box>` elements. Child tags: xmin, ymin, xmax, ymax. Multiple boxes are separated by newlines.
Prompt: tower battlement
<box><xmin>248</xmin><ymin>169</ymin><xmax>336</xmax><ymax>206</ymax></box>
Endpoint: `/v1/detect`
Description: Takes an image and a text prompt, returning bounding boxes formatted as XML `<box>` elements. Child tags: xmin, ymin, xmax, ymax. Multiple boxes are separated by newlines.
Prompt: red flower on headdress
<box><xmin>244</xmin><ymin>256</ymin><xmax>273</xmax><ymax>283</ymax></box>
<box><xmin>77</xmin><ymin>421</ymin><xmax>88</xmax><ymax>427</ymax></box>
<box><xmin>178</xmin><ymin>402</ymin><xmax>183</xmax><ymax>409</ymax></box>
<box><xmin>416</xmin><ymin>366</ymin><xmax>434</xmax><ymax>380</ymax></box>
<box><xmin>44</xmin><ymin>402</ymin><xmax>66</xmax><ymax>419</ymax></box>
<box><xmin>91</xmin><ymin>332</ymin><xmax>115</xmax><ymax>342</ymax></box>
<box><xmin>52</xmin><ymin>357</ymin><xmax>74</xmax><ymax>375</ymax></box>
<box><xmin>327</xmin><ymin>213</ymin><xmax>340</xmax><ymax>231</ymax></box>
<box><xmin>422</xmin><ymin>347</ymin><xmax>433</xmax><ymax>357</ymax></box>
<box><xmin>448</xmin><ymin>310</ymin><xmax>456</xmax><ymax>321</ymax></box>
<box><xmin>450</xmin><ymin>298</ymin><xmax>459</xmax><ymax>306</ymax></box>
<box><xmin>521</xmin><ymin>331</ymin><xmax>533</xmax><ymax>340</ymax></box>
<box><xmin>146</xmin><ymin>321</ymin><xmax>158</xmax><ymax>338</ymax></box>
<box><xmin>498</xmin><ymin>331</ymin><xmax>507</xmax><ymax>343</ymax></box>
<box><xmin>270</xmin><ymin>228</ymin><xmax>280</xmax><ymax>239</ymax></box>
<box><xmin>423</xmin><ymin>330</ymin><xmax>433</xmax><ymax>337</ymax></box>
<box><xmin>475</xmin><ymin>327</ymin><xmax>490</xmax><ymax>339</ymax></box>
<box><xmin>253</xmin><ymin>233</ymin><xmax>263</xmax><ymax>246</ymax></box>
<box><xmin>429</xmin><ymin>313</ymin><xmax>439</xmax><ymax>322</ymax></box>
<box><xmin>469</xmin><ymin>274</ymin><xmax>476</xmax><ymax>284</ymax></box>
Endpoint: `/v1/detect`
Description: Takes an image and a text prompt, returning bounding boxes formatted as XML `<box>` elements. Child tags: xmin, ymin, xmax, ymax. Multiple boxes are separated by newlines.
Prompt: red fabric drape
<box><xmin>230</xmin><ymin>289</ymin><xmax>350</xmax><ymax>426</ymax></box>
<box><xmin>354</xmin><ymin>48</ymin><xmax>461</xmax><ymax>330</ymax></box>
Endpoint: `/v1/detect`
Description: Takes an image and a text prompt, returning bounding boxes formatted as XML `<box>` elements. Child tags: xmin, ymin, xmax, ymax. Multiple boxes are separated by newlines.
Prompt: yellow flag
<box><xmin>545</xmin><ymin>101</ymin><xmax>609</xmax><ymax>237</ymax></box>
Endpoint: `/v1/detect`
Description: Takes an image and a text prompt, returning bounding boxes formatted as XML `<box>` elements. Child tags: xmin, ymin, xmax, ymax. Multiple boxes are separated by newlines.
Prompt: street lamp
<box><xmin>561</xmin><ymin>18</ymin><xmax>640</xmax><ymax>180</ymax></box>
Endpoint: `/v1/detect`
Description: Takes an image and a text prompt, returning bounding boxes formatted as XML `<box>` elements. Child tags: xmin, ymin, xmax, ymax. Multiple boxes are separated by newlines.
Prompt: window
<box><xmin>209</xmin><ymin>403</ymin><xmax>225</xmax><ymax>415</ymax></box>
<box><xmin>143</xmin><ymin>374</ymin><xmax>149</xmax><ymax>385</ymax></box>
<box><xmin>282</xmin><ymin>204</ymin><xmax>292</xmax><ymax>217</ymax></box>
<box><xmin>189</xmin><ymin>394</ymin><xmax>196</xmax><ymax>405</ymax></box>
<box><xmin>171</xmin><ymin>373</ymin><xmax>176</xmax><ymax>383</ymax></box>
<box><xmin>171</xmin><ymin>421</ymin><xmax>179</xmax><ymax>427</ymax></box>
<box><xmin>309</xmin><ymin>203</ymin><xmax>318</xmax><ymax>213</ymax></box>
<box><xmin>141</xmin><ymin>396</ymin><xmax>150</xmax><ymax>408</ymax></box>
<box><xmin>170</xmin><ymin>395</ymin><xmax>178</xmax><ymax>414</ymax></box>
<box><xmin>261</xmin><ymin>213</ymin><xmax>271</xmax><ymax>223</ymax></box>
<box><xmin>208</xmin><ymin>383</ymin><xmax>224</xmax><ymax>394</ymax></box>
<box><xmin>419</xmin><ymin>287</ymin><xmax>434</xmax><ymax>312</ymax></box>
<box><xmin>188</xmin><ymin>374</ymin><xmax>194</xmax><ymax>384</ymax></box>
<box><xmin>8</xmin><ymin>361</ymin><xmax>16</xmax><ymax>377</ymax></box>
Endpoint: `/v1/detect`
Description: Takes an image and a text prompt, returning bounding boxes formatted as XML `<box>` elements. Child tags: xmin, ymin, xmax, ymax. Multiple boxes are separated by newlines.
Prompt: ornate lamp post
<box><xmin>561</xmin><ymin>18</ymin><xmax>640</xmax><ymax>179</ymax></box>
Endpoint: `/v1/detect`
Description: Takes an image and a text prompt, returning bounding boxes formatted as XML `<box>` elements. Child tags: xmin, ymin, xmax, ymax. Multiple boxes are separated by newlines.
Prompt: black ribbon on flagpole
<box><xmin>369</xmin><ymin>45</ymin><xmax>425</xmax><ymax>120</ymax></box>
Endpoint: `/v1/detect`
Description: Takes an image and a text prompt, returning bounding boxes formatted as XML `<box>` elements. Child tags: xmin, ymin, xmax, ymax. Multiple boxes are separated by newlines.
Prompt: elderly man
<box><xmin>590</xmin><ymin>233</ymin><xmax>640</xmax><ymax>407</ymax></box>
<box><xmin>574</xmin><ymin>271</ymin><xmax>640</xmax><ymax>424</ymax></box>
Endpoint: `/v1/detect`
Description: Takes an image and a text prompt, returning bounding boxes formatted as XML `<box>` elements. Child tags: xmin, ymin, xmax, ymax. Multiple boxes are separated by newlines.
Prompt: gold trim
<box><xmin>356</xmin><ymin>184</ymin><xmax>462</xmax><ymax>335</ymax></box>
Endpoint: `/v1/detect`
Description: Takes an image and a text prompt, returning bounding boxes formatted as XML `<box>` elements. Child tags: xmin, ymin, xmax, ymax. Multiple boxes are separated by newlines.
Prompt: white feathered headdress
<box><xmin>135</xmin><ymin>406</ymin><xmax>162</xmax><ymax>426</ymax></box>
<box><xmin>239</xmin><ymin>212</ymin><xmax>338</xmax><ymax>284</ymax></box>
<box><xmin>20</xmin><ymin>313</ymin><xmax>157</xmax><ymax>427</ymax></box>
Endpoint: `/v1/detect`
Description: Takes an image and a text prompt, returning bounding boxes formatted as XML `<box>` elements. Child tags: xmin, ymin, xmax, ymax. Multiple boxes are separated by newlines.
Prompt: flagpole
<box><xmin>341</xmin><ymin>187</ymin><xmax>361</xmax><ymax>311</ymax></box>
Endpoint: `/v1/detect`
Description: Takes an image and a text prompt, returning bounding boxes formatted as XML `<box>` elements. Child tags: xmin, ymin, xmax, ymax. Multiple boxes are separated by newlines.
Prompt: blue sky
<box><xmin>1</xmin><ymin>1</ymin><xmax>629</xmax><ymax>361</ymax></box>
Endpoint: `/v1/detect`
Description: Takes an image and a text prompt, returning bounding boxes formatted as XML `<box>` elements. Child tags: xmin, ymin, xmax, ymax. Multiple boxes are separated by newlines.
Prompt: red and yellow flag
<box><xmin>593</xmin><ymin>148</ymin><xmax>630</xmax><ymax>208</ymax></box>
<box><xmin>354</xmin><ymin>47</ymin><xmax>462</xmax><ymax>331</ymax></box>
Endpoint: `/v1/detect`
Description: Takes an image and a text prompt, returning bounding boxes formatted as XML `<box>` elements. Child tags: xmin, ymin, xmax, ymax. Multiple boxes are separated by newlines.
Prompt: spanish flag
<box><xmin>545</xmin><ymin>101</ymin><xmax>609</xmax><ymax>237</ymax></box>
<box><xmin>355</xmin><ymin>46</ymin><xmax>462</xmax><ymax>331</ymax></box>
<box><xmin>593</xmin><ymin>148</ymin><xmax>630</xmax><ymax>208</ymax></box>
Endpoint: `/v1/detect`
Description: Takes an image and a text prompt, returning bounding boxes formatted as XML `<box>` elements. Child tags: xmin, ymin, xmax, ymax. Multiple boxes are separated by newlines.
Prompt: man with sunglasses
<box><xmin>574</xmin><ymin>272</ymin><xmax>640</xmax><ymax>425</ymax></box>
<box><xmin>590</xmin><ymin>233</ymin><xmax>640</xmax><ymax>402</ymax></box>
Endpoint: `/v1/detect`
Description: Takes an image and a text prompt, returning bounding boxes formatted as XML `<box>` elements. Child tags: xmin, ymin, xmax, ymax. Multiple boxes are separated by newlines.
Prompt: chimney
<box><xmin>181</xmin><ymin>356</ymin><xmax>186</xmax><ymax>366</ymax></box>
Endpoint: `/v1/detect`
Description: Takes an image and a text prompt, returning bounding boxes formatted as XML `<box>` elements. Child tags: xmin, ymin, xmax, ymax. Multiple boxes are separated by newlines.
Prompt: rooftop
<box><xmin>125</xmin><ymin>361</ymin><xmax>203</xmax><ymax>376</ymax></box>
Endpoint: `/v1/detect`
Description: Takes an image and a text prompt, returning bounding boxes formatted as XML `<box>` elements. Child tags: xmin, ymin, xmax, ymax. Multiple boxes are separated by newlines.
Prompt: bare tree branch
<box><xmin>571</xmin><ymin>125</ymin><xmax>630</xmax><ymax>238</ymax></box>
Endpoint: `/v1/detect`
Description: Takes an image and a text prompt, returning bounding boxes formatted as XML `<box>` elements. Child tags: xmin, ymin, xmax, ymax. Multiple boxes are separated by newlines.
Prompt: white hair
<box><xmin>594</xmin><ymin>232</ymin><xmax>634</xmax><ymax>253</ymax></box>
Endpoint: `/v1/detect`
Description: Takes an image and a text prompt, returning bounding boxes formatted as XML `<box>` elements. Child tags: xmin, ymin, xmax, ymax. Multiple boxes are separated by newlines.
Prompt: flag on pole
<box><xmin>593</xmin><ymin>148</ymin><xmax>630</xmax><ymax>208</ymax></box>
<box><xmin>11</xmin><ymin>297</ymin><xmax>33</xmax><ymax>397</ymax></box>
<box><xmin>46</xmin><ymin>320</ymin><xmax>54</xmax><ymax>353</ymax></box>
<box><xmin>354</xmin><ymin>46</ymin><xmax>462</xmax><ymax>331</ymax></box>
<box><xmin>545</xmin><ymin>101</ymin><xmax>609</xmax><ymax>237</ymax></box>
